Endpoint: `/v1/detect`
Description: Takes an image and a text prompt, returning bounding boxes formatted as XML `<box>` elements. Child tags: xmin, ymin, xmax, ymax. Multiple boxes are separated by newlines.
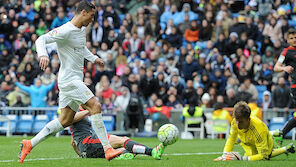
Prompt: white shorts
<box><xmin>59</xmin><ymin>80</ymin><xmax>94</xmax><ymax>111</ymax></box>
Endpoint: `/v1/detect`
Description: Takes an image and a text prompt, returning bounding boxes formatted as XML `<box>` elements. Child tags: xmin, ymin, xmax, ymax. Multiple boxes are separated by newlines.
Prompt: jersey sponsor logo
<box><xmin>50</xmin><ymin>29</ymin><xmax>58</xmax><ymax>37</ymax></box>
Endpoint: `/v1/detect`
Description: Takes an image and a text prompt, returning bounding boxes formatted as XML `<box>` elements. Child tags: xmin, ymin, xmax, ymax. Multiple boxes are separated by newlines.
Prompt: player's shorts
<box><xmin>77</xmin><ymin>134</ymin><xmax>111</xmax><ymax>158</ymax></box>
<box><xmin>59</xmin><ymin>80</ymin><xmax>94</xmax><ymax>111</ymax></box>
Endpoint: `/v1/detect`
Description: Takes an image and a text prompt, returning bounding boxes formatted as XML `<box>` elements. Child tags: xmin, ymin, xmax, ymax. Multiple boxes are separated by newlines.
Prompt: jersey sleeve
<box><xmin>36</xmin><ymin>26</ymin><xmax>69</xmax><ymax>58</ymax></box>
<box><xmin>84</xmin><ymin>46</ymin><xmax>98</xmax><ymax>63</ymax></box>
<box><xmin>223</xmin><ymin>119</ymin><xmax>238</xmax><ymax>152</ymax></box>
<box><xmin>249</xmin><ymin>126</ymin><xmax>270</xmax><ymax>161</ymax></box>
<box><xmin>278</xmin><ymin>48</ymin><xmax>288</xmax><ymax>64</ymax></box>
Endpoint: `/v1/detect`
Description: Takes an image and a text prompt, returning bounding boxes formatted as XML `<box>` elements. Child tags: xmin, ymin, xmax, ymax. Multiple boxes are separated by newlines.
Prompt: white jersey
<box><xmin>36</xmin><ymin>22</ymin><xmax>98</xmax><ymax>86</ymax></box>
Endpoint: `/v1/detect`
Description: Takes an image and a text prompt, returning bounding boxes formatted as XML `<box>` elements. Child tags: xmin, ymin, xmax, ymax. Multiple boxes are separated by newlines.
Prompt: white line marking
<box><xmin>0</xmin><ymin>152</ymin><xmax>223</xmax><ymax>162</ymax></box>
<box><xmin>165</xmin><ymin>152</ymin><xmax>223</xmax><ymax>156</ymax></box>
<box><xmin>0</xmin><ymin>157</ymin><xmax>66</xmax><ymax>163</ymax></box>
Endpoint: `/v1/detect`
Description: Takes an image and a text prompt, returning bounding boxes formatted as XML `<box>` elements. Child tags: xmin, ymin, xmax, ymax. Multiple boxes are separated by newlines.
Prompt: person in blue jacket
<box><xmin>15</xmin><ymin>78</ymin><xmax>55</xmax><ymax>107</ymax></box>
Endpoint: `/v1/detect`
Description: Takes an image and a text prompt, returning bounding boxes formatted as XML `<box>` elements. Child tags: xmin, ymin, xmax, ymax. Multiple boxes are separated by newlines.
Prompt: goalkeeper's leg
<box><xmin>270</xmin><ymin>143</ymin><xmax>295</xmax><ymax>158</ymax></box>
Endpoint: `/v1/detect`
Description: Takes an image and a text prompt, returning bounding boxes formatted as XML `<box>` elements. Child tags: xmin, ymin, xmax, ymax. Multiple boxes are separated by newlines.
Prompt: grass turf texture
<box><xmin>0</xmin><ymin>136</ymin><xmax>295</xmax><ymax>167</ymax></box>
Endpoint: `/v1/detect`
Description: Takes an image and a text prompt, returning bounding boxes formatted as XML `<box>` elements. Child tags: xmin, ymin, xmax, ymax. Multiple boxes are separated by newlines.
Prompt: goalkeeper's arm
<box><xmin>223</xmin><ymin>120</ymin><xmax>238</xmax><ymax>152</ymax></box>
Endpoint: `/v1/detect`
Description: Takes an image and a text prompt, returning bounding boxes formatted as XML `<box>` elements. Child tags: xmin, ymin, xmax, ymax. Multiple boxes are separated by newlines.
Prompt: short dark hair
<box><xmin>233</xmin><ymin>101</ymin><xmax>251</xmax><ymax>119</ymax></box>
<box><xmin>76</xmin><ymin>1</ymin><xmax>96</xmax><ymax>14</ymax></box>
<box><xmin>287</xmin><ymin>28</ymin><xmax>296</xmax><ymax>37</ymax></box>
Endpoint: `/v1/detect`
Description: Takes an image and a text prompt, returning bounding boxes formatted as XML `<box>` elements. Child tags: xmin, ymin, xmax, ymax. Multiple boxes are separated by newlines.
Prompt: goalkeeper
<box><xmin>70</xmin><ymin>108</ymin><xmax>165</xmax><ymax>160</ymax></box>
<box><xmin>215</xmin><ymin>101</ymin><xmax>295</xmax><ymax>161</ymax></box>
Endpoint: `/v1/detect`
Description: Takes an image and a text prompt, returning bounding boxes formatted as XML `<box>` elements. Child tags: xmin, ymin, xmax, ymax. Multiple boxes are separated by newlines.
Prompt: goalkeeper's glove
<box><xmin>214</xmin><ymin>152</ymin><xmax>249</xmax><ymax>161</ymax></box>
<box><xmin>223</xmin><ymin>152</ymin><xmax>249</xmax><ymax>161</ymax></box>
<box><xmin>213</xmin><ymin>152</ymin><xmax>228</xmax><ymax>161</ymax></box>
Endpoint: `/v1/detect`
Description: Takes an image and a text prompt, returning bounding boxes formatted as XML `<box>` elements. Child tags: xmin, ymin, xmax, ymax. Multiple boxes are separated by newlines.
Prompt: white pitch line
<box><xmin>164</xmin><ymin>152</ymin><xmax>223</xmax><ymax>156</ymax></box>
<box><xmin>0</xmin><ymin>157</ymin><xmax>66</xmax><ymax>163</ymax></box>
<box><xmin>0</xmin><ymin>152</ymin><xmax>223</xmax><ymax>163</ymax></box>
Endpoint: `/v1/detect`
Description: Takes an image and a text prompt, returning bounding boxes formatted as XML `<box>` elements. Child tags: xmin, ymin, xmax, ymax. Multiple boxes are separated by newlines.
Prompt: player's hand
<box><xmin>214</xmin><ymin>152</ymin><xmax>228</xmax><ymax>161</ymax></box>
<box><xmin>95</xmin><ymin>58</ymin><xmax>104</xmax><ymax>67</ymax></box>
<box><xmin>223</xmin><ymin>152</ymin><xmax>242</xmax><ymax>161</ymax></box>
<box><xmin>283</xmin><ymin>66</ymin><xmax>294</xmax><ymax>74</ymax></box>
<box><xmin>39</xmin><ymin>56</ymin><xmax>49</xmax><ymax>71</ymax></box>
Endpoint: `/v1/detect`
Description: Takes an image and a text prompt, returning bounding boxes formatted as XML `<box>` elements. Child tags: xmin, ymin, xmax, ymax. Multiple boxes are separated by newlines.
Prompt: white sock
<box><xmin>90</xmin><ymin>113</ymin><xmax>111</xmax><ymax>151</ymax></box>
<box><xmin>31</xmin><ymin>119</ymin><xmax>64</xmax><ymax>147</ymax></box>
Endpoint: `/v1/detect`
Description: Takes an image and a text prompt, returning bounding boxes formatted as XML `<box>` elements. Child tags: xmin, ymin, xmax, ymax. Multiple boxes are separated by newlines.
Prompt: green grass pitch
<box><xmin>0</xmin><ymin>136</ymin><xmax>295</xmax><ymax>167</ymax></box>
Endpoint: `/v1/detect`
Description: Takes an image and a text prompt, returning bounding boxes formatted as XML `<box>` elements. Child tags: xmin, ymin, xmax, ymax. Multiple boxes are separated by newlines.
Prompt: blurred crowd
<box><xmin>0</xmin><ymin>0</ymin><xmax>296</xmax><ymax>116</ymax></box>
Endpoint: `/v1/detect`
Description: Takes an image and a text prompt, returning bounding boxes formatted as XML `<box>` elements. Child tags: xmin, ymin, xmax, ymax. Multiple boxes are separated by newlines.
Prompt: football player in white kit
<box><xmin>18</xmin><ymin>1</ymin><xmax>121</xmax><ymax>163</ymax></box>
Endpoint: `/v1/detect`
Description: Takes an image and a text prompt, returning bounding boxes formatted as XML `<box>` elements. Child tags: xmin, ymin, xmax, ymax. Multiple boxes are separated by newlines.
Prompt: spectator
<box><xmin>0</xmin><ymin>34</ymin><xmax>12</xmax><ymax>55</ymax></box>
<box><xmin>244</xmin><ymin>16</ymin><xmax>258</xmax><ymax>41</ymax></box>
<box><xmin>114</xmin><ymin>86</ymin><xmax>130</xmax><ymax>113</ymax></box>
<box><xmin>0</xmin><ymin>49</ymin><xmax>12</xmax><ymax>70</ymax></box>
<box><xmin>178</xmin><ymin>14</ymin><xmax>191</xmax><ymax>34</ymax></box>
<box><xmin>272</xmin><ymin>77</ymin><xmax>291</xmax><ymax>112</ymax></box>
<box><xmin>244</xmin><ymin>78</ymin><xmax>258</xmax><ymax>101</ymax></box>
<box><xmin>91</xmin><ymin>22</ymin><xmax>103</xmax><ymax>47</ymax></box>
<box><xmin>262</xmin><ymin>46</ymin><xmax>274</xmax><ymax>65</ymax></box>
<box><xmin>184</xmin><ymin>20</ymin><xmax>199</xmax><ymax>42</ymax></box>
<box><xmin>139</xmin><ymin>68</ymin><xmax>158</xmax><ymax>100</ymax></box>
<box><xmin>181</xmin><ymin>55</ymin><xmax>200</xmax><ymax>81</ymax></box>
<box><xmin>166</xmin><ymin>94</ymin><xmax>182</xmax><ymax>109</ymax></box>
<box><xmin>147</xmin><ymin>98</ymin><xmax>172</xmax><ymax>119</ymax></box>
<box><xmin>182</xmin><ymin>80</ymin><xmax>198</xmax><ymax>105</ymax></box>
<box><xmin>110</xmin><ymin>75</ymin><xmax>122</xmax><ymax>95</ymax></box>
<box><xmin>236</xmin><ymin>83</ymin><xmax>252</xmax><ymax>103</ymax></box>
<box><xmin>125</xmin><ymin>83</ymin><xmax>144</xmax><ymax>131</ymax></box>
<box><xmin>0</xmin><ymin>81</ymin><xmax>10</xmax><ymax>105</ymax></box>
<box><xmin>40</xmin><ymin>67</ymin><xmax>56</xmax><ymax>85</ymax></box>
<box><xmin>50</xmin><ymin>10</ymin><xmax>69</xmax><ymax>29</ymax></box>
<box><xmin>214</xmin><ymin>33</ymin><xmax>228</xmax><ymax>55</ymax></box>
<box><xmin>103</xmin><ymin>4</ymin><xmax>120</xmax><ymax>29</ymax></box>
<box><xmin>101</xmin><ymin>81</ymin><xmax>116</xmax><ymax>101</ymax></box>
<box><xmin>36</xmin><ymin>20</ymin><xmax>47</xmax><ymax>36</ymax></box>
<box><xmin>262</xmin><ymin>90</ymin><xmax>273</xmax><ymax>110</ymax></box>
<box><xmin>226</xmin><ymin>32</ymin><xmax>240</xmax><ymax>55</ymax></box>
<box><xmin>263</xmin><ymin>16</ymin><xmax>282</xmax><ymax>42</ymax></box>
<box><xmin>21</xmin><ymin>63</ymin><xmax>37</xmax><ymax>85</ymax></box>
<box><xmin>145</xmin><ymin>15</ymin><xmax>161</xmax><ymax>39</ymax></box>
<box><xmin>15</xmin><ymin>78</ymin><xmax>55</xmax><ymax>107</ymax></box>
<box><xmin>199</xmin><ymin>19</ymin><xmax>213</xmax><ymax>41</ymax></box>
<box><xmin>164</xmin><ymin>26</ymin><xmax>182</xmax><ymax>48</ymax></box>
<box><xmin>174</xmin><ymin>3</ymin><xmax>198</xmax><ymax>26</ymax></box>
<box><xmin>102</xmin><ymin>98</ymin><xmax>114</xmax><ymax>114</ymax></box>
<box><xmin>224</xmin><ymin>88</ymin><xmax>238</xmax><ymax>107</ymax></box>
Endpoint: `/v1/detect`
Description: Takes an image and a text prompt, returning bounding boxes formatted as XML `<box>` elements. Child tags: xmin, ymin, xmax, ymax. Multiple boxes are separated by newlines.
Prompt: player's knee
<box><xmin>89</xmin><ymin>102</ymin><xmax>102</xmax><ymax>114</ymax></box>
<box><xmin>59</xmin><ymin>117</ymin><xmax>73</xmax><ymax>127</ymax></box>
<box><xmin>122</xmin><ymin>137</ymin><xmax>130</xmax><ymax>141</ymax></box>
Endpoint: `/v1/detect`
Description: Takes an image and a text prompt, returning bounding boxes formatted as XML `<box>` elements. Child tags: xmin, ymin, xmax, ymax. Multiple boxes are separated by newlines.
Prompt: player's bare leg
<box><xmin>82</xmin><ymin>97</ymin><xmax>121</xmax><ymax>160</ymax></box>
<box><xmin>18</xmin><ymin>107</ymin><xmax>75</xmax><ymax>163</ymax></box>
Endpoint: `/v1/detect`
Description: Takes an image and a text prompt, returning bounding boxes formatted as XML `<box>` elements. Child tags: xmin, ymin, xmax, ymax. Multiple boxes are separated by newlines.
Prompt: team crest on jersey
<box><xmin>86</xmin><ymin>91</ymin><xmax>90</xmax><ymax>95</ymax></box>
<box><xmin>50</xmin><ymin>29</ymin><xmax>58</xmax><ymax>37</ymax></box>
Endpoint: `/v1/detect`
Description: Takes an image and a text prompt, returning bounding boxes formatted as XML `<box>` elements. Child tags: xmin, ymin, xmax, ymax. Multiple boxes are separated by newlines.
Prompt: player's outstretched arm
<box><xmin>36</xmin><ymin>27</ymin><xmax>69</xmax><ymax>70</ymax></box>
<box><xmin>73</xmin><ymin>109</ymin><xmax>90</xmax><ymax>123</ymax></box>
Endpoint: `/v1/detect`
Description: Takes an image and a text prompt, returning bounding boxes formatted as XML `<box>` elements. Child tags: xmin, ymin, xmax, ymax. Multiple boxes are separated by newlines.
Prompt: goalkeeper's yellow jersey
<box><xmin>224</xmin><ymin>116</ymin><xmax>274</xmax><ymax>161</ymax></box>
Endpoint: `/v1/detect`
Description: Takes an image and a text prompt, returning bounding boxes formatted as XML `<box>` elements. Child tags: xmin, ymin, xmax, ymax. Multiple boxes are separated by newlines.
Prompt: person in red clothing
<box><xmin>101</xmin><ymin>81</ymin><xmax>116</xmax><ymax>101</ymax></box>
<box><xmin>184</xmin><ymin>20</ymin><xmax>199</xmax><ymax>42</ymax></box>
<box><xmin>146</xmin><ymin>98</ymin><xmax>173</xmax><ymax>119</ymax></box>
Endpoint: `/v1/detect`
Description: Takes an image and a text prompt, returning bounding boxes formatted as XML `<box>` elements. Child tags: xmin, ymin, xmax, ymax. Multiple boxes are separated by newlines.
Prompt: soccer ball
<box><xmin>157</xmin><ymin>124</ymin><xmax>179</xmax><ymax>146</ymax></box>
